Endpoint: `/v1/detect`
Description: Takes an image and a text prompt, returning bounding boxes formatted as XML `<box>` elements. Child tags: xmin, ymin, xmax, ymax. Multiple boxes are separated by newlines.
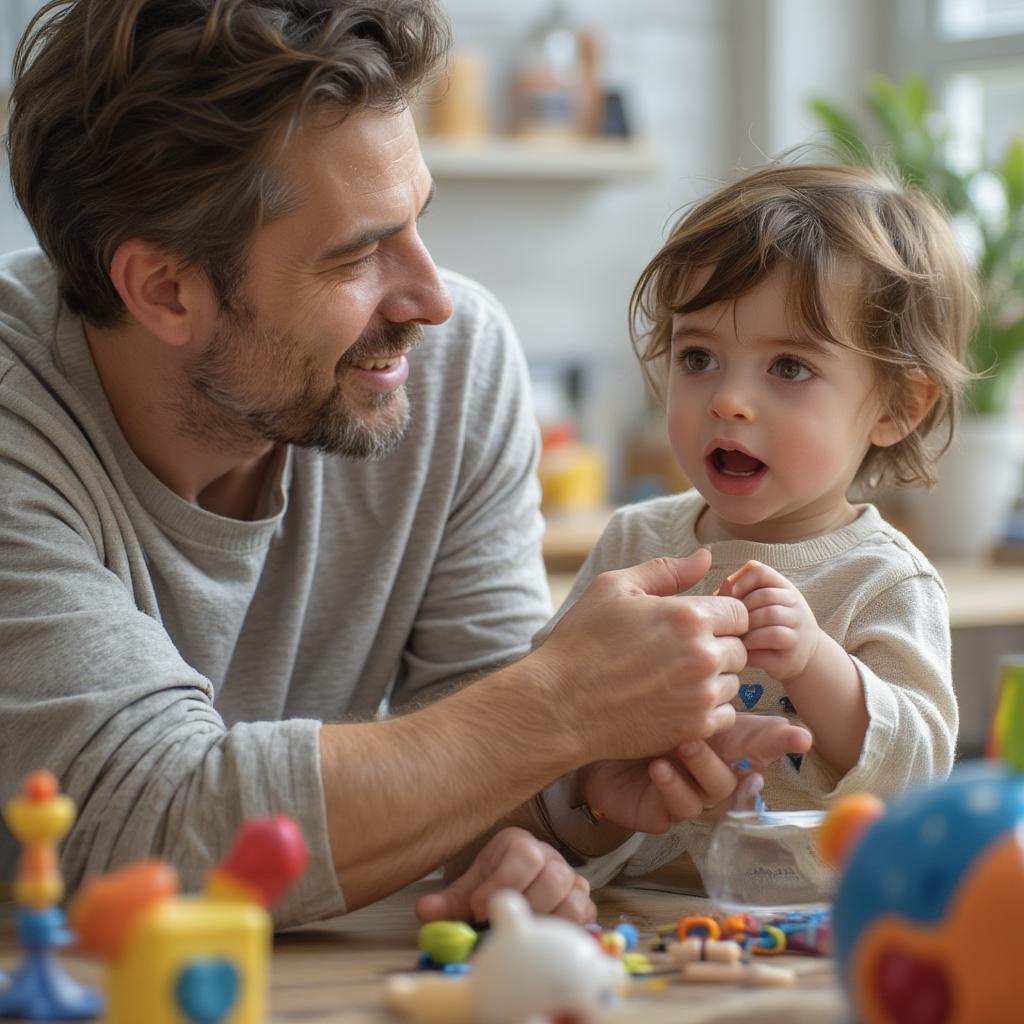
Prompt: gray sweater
<box><xmin>0</xmin><ymin>249</ymin><xmax>551</xmax><ymax>925</ymax></box>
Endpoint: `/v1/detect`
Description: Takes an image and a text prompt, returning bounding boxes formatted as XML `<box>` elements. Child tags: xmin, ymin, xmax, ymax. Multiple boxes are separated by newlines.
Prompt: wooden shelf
<box><xmin>420</xmin><ymin>136</ymin><xmax>659</xmax><ymax>182</ymax></box>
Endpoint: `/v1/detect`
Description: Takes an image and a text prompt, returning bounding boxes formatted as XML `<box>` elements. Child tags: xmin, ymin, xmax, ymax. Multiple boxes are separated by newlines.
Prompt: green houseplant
<box><xmin>810</xmin><ymin>75</ymin><xmax>1024</xmax><ymax>414</ymax></box>
<box><xmin>810</xmin><ymin>76</ymin><xmax>1024</xmax><ymax>558</ymax></box>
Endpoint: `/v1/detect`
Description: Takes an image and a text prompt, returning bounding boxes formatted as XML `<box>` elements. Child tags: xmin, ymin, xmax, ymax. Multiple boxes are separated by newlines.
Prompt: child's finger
<box><xmin>739</xmin><ymin>587</ymin><xmax>795</xmax><ymax>613</ymax></box>
<box><xmin>521</xmin><ymin>857</ymin><xmax>582</xmax><ymax>917</ymax></box>
<box><xmin>552</xmin><ymin>876</ymin><xmax>597</xmax><ymax>925</ymax></box>
<box><xmin>723</xmin><ymin>560</ymin><xmax>790</xmax><ymax>599</ymax></box>
<box><xmin>674</xmin><ymin>740</ymin><xmax>741</xmax><ymax>808</ymax></box>
<box><xmin>745</xmin><ymin>723</ymin><xmax>812</xmax><ymax>763</ymax></box>
<box><xmin>743</xmin><ymin>625</ymin><xmax>791</xmax><ymax>651</ymax></box>
<box><xmin>467</xmin><ymin>840</ymin><xmax>549</xmax><ymax>920</ymax></box>
<box><xmin>648</xmin><ymin>757</ymin><xmax>706</xmax><ymax>821</ymax></box>
<box><xmin>746</xmin><ymin>605</ymin><xmax>799</xmax><ymax>632</ymax></box>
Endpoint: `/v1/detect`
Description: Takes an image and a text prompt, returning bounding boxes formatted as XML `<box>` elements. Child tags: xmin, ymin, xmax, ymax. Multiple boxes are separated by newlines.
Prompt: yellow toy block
<box><xmin>104</xmin><ymin>897</ymin><xmax>270</xmax><ymax>1024</ymax></box>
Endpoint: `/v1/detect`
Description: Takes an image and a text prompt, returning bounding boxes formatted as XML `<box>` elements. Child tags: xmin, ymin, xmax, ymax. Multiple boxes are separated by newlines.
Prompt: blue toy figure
<box><xmin>0</xmin><ymin>771</ymin><xmax>103</xmax><ymax>1020</ymax></box>
<box><xmin>820</xmin><ymin>662</ymin><xmax>1024</xmax><ymax>1023</ymax></box>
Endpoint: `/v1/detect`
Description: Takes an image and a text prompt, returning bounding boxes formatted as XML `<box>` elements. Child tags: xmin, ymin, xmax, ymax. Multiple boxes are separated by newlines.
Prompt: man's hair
<box><xmin>6</xmin><ymin>0</ymin><xmax>451</xmax><ymax>326</ymax></box>
<box><xmin>630</xmin><ymin>162</ymin><xmax>979</xmax><ymax>489</ymax></box>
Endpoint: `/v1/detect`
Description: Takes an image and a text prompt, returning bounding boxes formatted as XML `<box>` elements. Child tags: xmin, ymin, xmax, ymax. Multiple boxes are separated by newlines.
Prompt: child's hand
<box><xmin>414</xmin><ymin>827</ymin><xmax>595</xmax><ymax>925</ymax></box>
<box><xmin>579</xmin><ymin>714</ymin><xmax>811</xmax><ymax>834</ymax></box>
<box><xmin>719</xmin><ymin>560</ymin><xmax>821</xmax><ymax>684</ymax></box>
<box><xmin>580</xmin><ymin>739</ymin><xmax>741</xmax><ymax>835</ymax></box>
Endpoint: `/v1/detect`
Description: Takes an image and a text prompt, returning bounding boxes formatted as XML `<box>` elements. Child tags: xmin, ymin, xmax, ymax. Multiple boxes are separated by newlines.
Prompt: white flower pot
<box><xmin>900</xmin><ymin>414</ymin><xmax>1024</xmax><ymax>560</ymax></box>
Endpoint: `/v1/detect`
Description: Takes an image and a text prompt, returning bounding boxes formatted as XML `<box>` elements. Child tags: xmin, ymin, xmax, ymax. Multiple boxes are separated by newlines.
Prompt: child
<box><xmin>536</xmin><ymin>162</ymin><xmax>977</xmax><ymax>888</ymax></box>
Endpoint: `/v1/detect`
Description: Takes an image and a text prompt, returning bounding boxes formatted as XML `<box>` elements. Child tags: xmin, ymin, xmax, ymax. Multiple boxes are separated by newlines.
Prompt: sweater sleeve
<box><xmin>0</xmin><ymin>438</ymin><xmax>343</xmax><ymax>928</ymax></box>
<box><xmin>796</xmin><ymin>572</ymin><xmax>957</xmax><ymax>799</ymax></box>
<box><xmin>389</xmin><ymin>285</ymin><xmax>552</xmax><ymax>709</ymax></box>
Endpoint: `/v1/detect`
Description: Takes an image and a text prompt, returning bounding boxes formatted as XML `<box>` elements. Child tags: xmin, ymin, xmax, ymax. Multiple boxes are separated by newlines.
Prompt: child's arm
<box><xmin>719</xmin><ymin>560</ymin><xmax>867</xmax><ymax>775</ymax></box>
<box><xmin>720</xmin><ymin>560</ymin><xmax>956</xmax><ymax>789</ymax></box>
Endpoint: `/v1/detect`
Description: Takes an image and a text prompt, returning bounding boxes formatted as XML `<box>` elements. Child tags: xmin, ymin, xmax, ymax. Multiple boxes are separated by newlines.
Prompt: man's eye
<box><xmin>677</xmin><ymin>348</ymin><xmax>716</xmax><ymax>372</ymax></box>
<box><xmin>771</xmin><ymin>357</ymin><xmax>812</xmax><ymax>382</ymax></box>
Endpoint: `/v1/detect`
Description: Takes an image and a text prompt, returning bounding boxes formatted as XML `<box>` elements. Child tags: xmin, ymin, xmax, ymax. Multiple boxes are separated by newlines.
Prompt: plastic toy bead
<box><xmin>752</xmin><ymin>925</ymin><xmax>787</xmax><ymax>955</ymax></box>
<box><xmin>613</xmin><ymin>923</ymin><xmax>639</xmax><ymax>951</ymax></box>
<box><xmin>719</xmin><ymin>912</ymin><xmax>760</xmax><ymax>943</ymax></box>
<box><xmin>600</xmin><ymin>931</ymin><xmax>627</xmax><ymax>957</ymax></box>
<box><xmin>417</xmin><ymin>921</ymin><xmax>479</xmax><ymax>965</ymax></box>
<box><xmin>669</xmin><ymin>937</ymin><xmax>742</xmax><ymax>967</ymax></box>
<box><xmin>676</xmin><ymin>916</ymin><xmax>721</xmax><ymax>941</ymax></box>
<box><xmin>620</xmin><ymin>953</ymin><xmax>653</xmax><ymax>975</ymax></box>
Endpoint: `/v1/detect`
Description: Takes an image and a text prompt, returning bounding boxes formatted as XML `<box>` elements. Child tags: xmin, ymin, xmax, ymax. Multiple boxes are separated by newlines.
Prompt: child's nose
<box><xmin>709</xmin><ymin>379</ymin><xmax>756</xmax><ymax>421</ymax></box>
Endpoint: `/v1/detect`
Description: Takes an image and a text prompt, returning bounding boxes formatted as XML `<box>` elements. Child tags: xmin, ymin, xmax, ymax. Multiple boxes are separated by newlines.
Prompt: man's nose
<box><xmin>380</xmin><ymin>233</ymin><xmax>453</xmax><ymax>326</ymax></box>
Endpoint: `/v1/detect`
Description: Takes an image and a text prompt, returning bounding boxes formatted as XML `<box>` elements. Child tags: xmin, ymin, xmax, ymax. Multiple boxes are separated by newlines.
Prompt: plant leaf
<box><xmin>1002</xmin><ymin>139</ymin><xmax>1024</xmax><ymax>212</ymax></box>
<box><xmin>806</xmin><ymin>98</ymin><xmax>873</xmax><ymax>165</ymax></box>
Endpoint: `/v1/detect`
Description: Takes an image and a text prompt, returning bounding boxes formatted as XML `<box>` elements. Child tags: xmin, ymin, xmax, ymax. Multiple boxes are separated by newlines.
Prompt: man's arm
<box><xmin>320</xmin><ymin>551</ymin><xmax>750</xmax><ymax>911</ymax></box>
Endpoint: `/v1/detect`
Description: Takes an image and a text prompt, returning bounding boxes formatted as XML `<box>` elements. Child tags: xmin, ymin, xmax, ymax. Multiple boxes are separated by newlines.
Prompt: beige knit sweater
<box><xmin>533</xmin><ymin>488</ymin><xmax>957</xmax><ymax>888</ymax></box>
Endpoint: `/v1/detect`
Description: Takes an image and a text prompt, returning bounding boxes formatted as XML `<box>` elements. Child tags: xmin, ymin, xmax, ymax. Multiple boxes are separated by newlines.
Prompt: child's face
<box><xmin>666</xmin><ymin>267</ymin><xmax>890</xmax><ymax>543</ymax></box>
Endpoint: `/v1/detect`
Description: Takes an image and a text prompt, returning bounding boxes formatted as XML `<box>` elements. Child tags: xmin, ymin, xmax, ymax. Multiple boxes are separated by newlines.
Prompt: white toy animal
<box><xmin>385</xmin><ymin>890</ymin><xmax>625</xmax><ymax>1024</ymax></box>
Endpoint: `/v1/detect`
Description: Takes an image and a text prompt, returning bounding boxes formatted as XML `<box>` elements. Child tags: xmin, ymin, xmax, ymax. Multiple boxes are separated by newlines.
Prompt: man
<box><xmin>0</xmin><ymin>0</ymin><xmax>808</xmax><ymax>926</ymax></box>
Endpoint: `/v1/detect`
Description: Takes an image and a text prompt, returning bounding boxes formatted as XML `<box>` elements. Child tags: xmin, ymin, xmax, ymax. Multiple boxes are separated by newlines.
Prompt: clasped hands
<box><xmin>419</xmin><ymin>551</ymin><xmax>814</xmax><ymax>927</ymax></box>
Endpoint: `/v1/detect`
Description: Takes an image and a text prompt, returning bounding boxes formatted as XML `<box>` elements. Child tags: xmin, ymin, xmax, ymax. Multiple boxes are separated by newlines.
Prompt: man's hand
<box><xmin>414</xmin><ymin>827</ymin><xmax>595</xmax><ymax>925</ymax></box>
<box><xmin>536</xmin><ymin>549</ymin><xmax>749</xmax><ymax>764</ymax></box>
<box><xmin>718</xmin><ymin>560</ymin><xmax>821</xmax><ymax>683</ymax></box>
<box><xmin>579</xmin><ymin>714</ymin><xmax>812</xmax><ymax>834</ymax></box>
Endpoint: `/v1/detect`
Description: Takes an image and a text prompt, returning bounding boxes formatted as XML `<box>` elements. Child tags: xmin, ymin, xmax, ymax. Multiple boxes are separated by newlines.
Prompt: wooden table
<box><xmin>2</xmin><ymin>882</ymin><xmax>845</xmax><ymax>1022</ymax></box>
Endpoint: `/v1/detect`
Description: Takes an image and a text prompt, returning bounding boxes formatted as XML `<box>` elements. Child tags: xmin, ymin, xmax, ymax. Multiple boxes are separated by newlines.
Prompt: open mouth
<box><xmin>353</xmin><ymin>355</ymin><xmax>405</xmax><ymax>371</ymax></box>
<box><xmin>709</xmin><ymin>447</ymin><xmax>767</xmax><ymax>477</ymax></box>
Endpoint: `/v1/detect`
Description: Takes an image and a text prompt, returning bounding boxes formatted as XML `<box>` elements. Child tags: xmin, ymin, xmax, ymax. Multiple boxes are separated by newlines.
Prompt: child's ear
<box><xmin>870</xmin><ymin>372</ymin><xmax>939</xmax><ymax>449</ymax></box>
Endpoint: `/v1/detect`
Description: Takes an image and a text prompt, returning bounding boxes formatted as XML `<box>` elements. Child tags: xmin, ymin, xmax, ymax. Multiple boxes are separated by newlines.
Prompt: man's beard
<box><xmin>175</xmin><ymin>300</ymin><xmax>422</xmax><ymax>460</ymax></box>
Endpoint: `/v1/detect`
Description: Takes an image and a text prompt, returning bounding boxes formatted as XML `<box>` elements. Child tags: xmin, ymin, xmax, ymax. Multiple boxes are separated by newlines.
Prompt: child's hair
<box><xmin>629</xmin><ymin>162</ymin><xmax>979</xmax><ymax>489</ymax></box>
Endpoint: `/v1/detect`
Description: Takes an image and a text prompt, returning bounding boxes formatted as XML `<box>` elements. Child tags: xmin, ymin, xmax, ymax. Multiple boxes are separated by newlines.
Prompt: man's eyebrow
<box><xmin>313</xmin><ymin>181</ymin><xmax>436</xmax><ymax>265</ymax></box>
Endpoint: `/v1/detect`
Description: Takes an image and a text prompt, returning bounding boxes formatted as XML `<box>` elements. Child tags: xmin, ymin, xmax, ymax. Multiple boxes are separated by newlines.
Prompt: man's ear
<box><xmin>870</xmin><ymin>371</ymin><xmax>940</xmax><ymax>449</ymax></box>
<box><xmin>108</xmin><ymin>240</ymin><xmax>213</xmax><ymax>347</ymax></box>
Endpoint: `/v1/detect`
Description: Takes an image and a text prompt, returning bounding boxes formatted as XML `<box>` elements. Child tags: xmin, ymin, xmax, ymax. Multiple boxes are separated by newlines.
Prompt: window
<box><xmin>896</xmin><ymin>0</ymin><xmax>1024</xmax><ymax>169</ymax></box>
<box><xmin>938</xmin><ymin>0</ymin><xmax>1024</xmax><ymax>40</ymax></box>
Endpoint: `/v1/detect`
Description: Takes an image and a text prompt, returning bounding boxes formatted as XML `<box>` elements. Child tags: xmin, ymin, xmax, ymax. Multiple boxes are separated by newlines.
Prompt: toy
<box><xmin>668</xmin><ymin>934</ymin><xmax>797</xmax><ymax>987</ymax></box>
<box><xmin>820</xmin><ymin>669</ymin><xmax>1024</xmax><ymax>1023</ymax></box>
<box><xmin>417</xmin><ymin>921</ymin><xmax>478</xmax><ymax>973</ymax></box>
<box><xmin>384</xmin><ymin>890</ymin><xmax>626</xmax><ymax>1024</ymax></box>
<box><xmin>678</xmin><ymin>960</ymin><xmax>796</xmax><ymax>986</ymax></box>
<box><xmin>69</xmin><ymin>815</ymin><xmax>308</xmax><ymax>1024</ymax></box>
<box><xmin>0</xmin><ymin>771</ymin><xmax>104</xmax><ymax>1020</ymax></box>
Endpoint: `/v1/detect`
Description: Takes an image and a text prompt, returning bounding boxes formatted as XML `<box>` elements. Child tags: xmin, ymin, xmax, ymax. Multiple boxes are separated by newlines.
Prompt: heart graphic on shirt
<box><xmin>739</xmin><ymin>684</ymin><xmax>763</xmax><ymax>709</ymax></box>
<box><xmin>787</xmin><ymin>753</ymin><xmax>804</xmax><ymax>772</ymax></box>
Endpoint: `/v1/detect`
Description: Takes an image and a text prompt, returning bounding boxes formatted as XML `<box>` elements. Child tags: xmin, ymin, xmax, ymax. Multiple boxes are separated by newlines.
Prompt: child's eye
<box><xmin>770</xmin><ymin>356</ymin><xmax>813</xmax><ymax>382</ymax></box>
<box><xmin>677</xmin><ymin>348</ymin><xmax>718</xmax><ymax>373</ymax></box>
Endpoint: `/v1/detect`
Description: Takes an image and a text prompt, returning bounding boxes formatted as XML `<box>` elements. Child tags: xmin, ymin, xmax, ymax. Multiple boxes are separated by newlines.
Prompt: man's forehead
<box><xmin>266</xmin><ymin>106</ymin><xmax>428</xmax><ymax>253</ymax></box>
<box><xmin>280</xmin><ymin>106</ymin><xmax>420</xmax><ymax>197</ymax></box>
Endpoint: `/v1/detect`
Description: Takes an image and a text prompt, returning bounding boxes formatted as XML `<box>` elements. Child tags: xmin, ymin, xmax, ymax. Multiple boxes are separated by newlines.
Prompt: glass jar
<box><xmin>703</xmin><ymin>809</ymin><xmax>835</xmax><ymax>914</ymax></box>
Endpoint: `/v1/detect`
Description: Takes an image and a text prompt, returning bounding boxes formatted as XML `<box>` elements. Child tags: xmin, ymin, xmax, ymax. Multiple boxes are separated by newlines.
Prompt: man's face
<box><xmin>179</xmin><ymin>106</ymin><xmax>452</xmax><ymax>458</ymax></box>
